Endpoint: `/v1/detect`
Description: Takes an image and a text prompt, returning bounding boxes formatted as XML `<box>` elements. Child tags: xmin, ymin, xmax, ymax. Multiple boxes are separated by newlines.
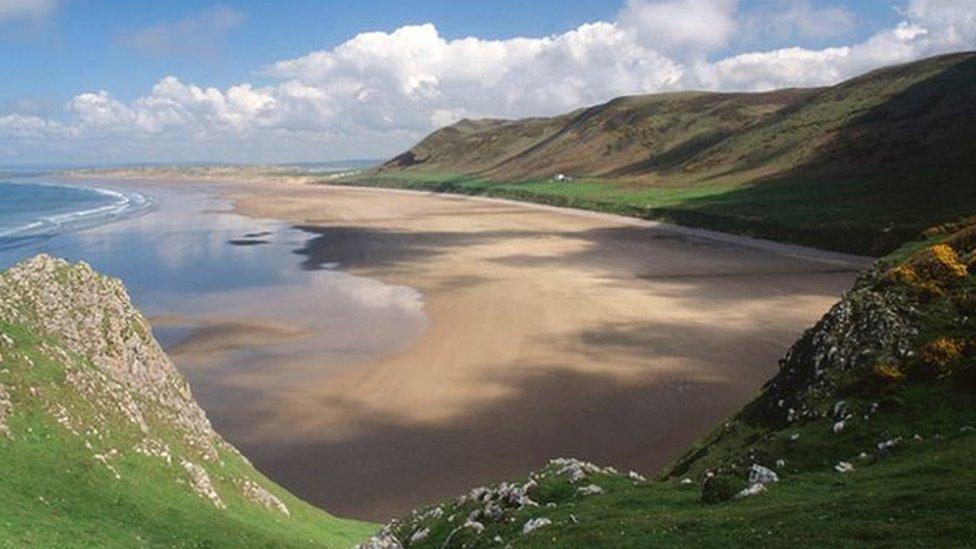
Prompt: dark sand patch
<box><xmin>219</xmin><ymin>184</ymin><xmax>862</xmax><ymax>520</ymax></box>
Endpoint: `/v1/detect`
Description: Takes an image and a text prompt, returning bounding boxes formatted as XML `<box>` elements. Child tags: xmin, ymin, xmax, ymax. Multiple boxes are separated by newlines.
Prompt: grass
<box><xmin>339</xmin><ymin>167</ymin><xmax>976</xmax><ymax>256</ymax></box>
<box><xmin>0</xmin><ymin>317</ymin><xmax>374</xmax><ymax>548</ymax></box>
<box><xmin>385</xmin><ymin>427</ymin><xmax>976</xmax><ymax>547</ymax></box>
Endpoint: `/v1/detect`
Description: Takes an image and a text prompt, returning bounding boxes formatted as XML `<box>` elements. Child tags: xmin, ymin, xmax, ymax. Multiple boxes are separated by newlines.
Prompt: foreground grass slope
<box><xmin>358</xmin><ymin>52</ymin><xmax>976</xmax><ymax>255</ymax></box>
<box><xmin>360</xmin><ymin>217</ymin><xmax>976</xmax><ymax>547</ymax></box>
<box><xmin>0</xmin><ymin>256</ymin><xmax>373</xmax><ymax>547</ymax></box>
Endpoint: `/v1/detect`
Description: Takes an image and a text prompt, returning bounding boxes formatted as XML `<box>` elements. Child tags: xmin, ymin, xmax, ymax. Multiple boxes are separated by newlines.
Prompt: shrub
<box><xmin>920</xmin><ymin>337</ymin><xmax>964</xmax><ymax>366</ymax></box>
<box><xmin>884</xmin><ymin>264</ymin><xmax>920</xmax><ymax>286</ymax></box>
<box><xmin>873</xmin><ymin>362</ymin><xmax>906</xmax><ymax>384</ymax></box>
<box><xmin>882</xmin><ymin>264</ymin><xmax>945</xmax><ymax>300</ymax></box>
<box><xmin>701</xmin><ymin>473</ymin><xmax>749</xmax><ymax>504</ymax></box>
<box><xmin>842</xmin><ymin>361</ymin><xmax>906</xmax><ymax>396</ymax></box>
<box><xmin>909</xmin><ymin>244</ymin><xmax>969</xmax><ymax>282</ymax></box>
<box><xmin>911</xmin><ymin>337</ymin><xmax>965</xmax><ymax>380</ymax></box>
<box><xmin>945</xmin><ymin>339</ymin><xmax>976</xmax><ymax>389</ymax></box>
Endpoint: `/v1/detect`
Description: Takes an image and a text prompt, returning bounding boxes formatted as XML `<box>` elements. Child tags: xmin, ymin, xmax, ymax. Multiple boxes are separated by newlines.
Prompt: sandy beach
<box><xmin>173</xmin><ymin>180</ymin><xmax>866</xmax><ymax>520</ymax></box>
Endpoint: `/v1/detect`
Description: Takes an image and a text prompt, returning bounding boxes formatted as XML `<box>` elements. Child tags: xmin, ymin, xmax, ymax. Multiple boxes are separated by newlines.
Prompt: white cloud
<box><xmin>618</xmin><ymin>0</ymin><xmax>739</xmax><ymax>55</ymax></box>
<box><xmin>2</xmin><ymin>0</ymin><xmax>976</xmax><ymax>163</ymax></box>
<box><xmin>904</xmin><ymin>0</ymin><xmax>976</xmax><ymax>51</ymax></box>
<box><xmin>0</xmin><ymin>0</ymin><xmax>57</xmax><ymax>20</ymax></box>
<box><xmin>123</xmin><ymin>5</ymin><xmax>246</xmax><ymax>57</ymax></box>
<box><xmin>699</xmin><ymin>0</ymin><xmax>976</xmax><ymax>92</ymax></box>
<box><xmin>0</xmin><ymin>113</ymin><xmax>68</xmax><ymax>138</ymax></box>
<box><xmin>265</xmin><ymin>21</ymin><xmax>683</xmax><ymax>130</ymax></box>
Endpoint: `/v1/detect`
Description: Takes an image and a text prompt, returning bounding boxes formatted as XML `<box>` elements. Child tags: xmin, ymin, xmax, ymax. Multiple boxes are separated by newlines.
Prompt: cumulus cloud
<box><xmin>123</xmin><ymin>5</ymin><xmax>246</xmax><ymax>57</ymax></box>
<box><xmin>0</xmin><ymin>113</ymin><xmax>69</xmax><ymax>139</ymax></box>
<box><xmin>617</xmin><ymin>0</ymin><xmax>739</xmax><ymax>55</ymax></box>
<box><xmin>266</xmin><ymin>22</ymin><xmax>683</xmax><ymax>131</ymax></box>
<box><xmin>2</xmin><ymin>0</ymin><xmax>976</xmax><ymax>162</ymax></box>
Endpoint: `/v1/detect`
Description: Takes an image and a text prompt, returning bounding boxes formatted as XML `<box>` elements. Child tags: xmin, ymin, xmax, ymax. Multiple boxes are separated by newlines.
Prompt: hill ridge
<box><xmin>364</xmin><ymin>51</ymin><xmax>976</xmax><ymax>255</ymax></box>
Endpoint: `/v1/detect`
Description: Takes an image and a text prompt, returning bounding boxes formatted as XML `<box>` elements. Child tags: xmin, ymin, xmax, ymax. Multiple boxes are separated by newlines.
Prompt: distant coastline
<box><xmin>0</xmin><ymin>180</ymin><xmax>155</xmax><ymax>249</ymax></box>
<box><xmin>61</xmin><ymin>161</ymin><xmax>378</xmax><ymax>186</ymax></box>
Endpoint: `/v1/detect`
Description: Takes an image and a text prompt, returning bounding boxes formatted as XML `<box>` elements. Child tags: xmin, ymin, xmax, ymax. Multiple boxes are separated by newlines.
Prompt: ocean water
<box><xmin>0</xmin><ymin>181</ymin><xmax>154</xmax><ymax>250</ymax></box>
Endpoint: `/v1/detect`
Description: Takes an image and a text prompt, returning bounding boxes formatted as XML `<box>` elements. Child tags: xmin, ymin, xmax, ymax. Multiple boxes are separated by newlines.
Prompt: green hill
<box><xmin>0</xmin><ymin>255</ymin><xmax>373</xmax><ymax>547</ymax></box>
<box><xmin>358</xmin><ymin>52</ymin><xmax>976</xmax><ymax>255</ymax></box>
<box><xmin>359</xmin><ymin>217</ymin><xmax>976</xmax><ymax>547</ymax></box>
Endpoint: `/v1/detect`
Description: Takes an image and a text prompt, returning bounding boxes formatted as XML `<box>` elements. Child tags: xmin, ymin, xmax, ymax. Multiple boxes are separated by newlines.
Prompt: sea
<box><xmin>0</xmin><ymin>179</ymin><xmax>154</xmax><ymax>251</ymax></box>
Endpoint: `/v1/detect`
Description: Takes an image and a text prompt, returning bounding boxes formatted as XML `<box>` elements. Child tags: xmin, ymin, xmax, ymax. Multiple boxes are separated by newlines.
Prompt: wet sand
<box><xmin>214</xmin><ymin>182</ymin><xmax>869</xmax><ymax>520</ymax></box>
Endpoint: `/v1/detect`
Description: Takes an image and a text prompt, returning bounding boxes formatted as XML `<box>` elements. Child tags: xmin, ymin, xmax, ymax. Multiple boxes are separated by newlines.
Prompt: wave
<box><xmin>0</xmin><ymin>182</ymin><xmax>156</xmax><ymax>248</ymax></box>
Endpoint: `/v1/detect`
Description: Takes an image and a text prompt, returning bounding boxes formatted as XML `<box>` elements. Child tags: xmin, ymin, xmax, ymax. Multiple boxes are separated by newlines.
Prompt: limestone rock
<box><xmin>748</xmin><ymin>464</ymin><xmax>779</xmax><ymax>485</ymax></box>
<box><xmin>522</xmin><ymin>517</ymin><xmax>552</xmax><ymax>536</ymax></box>
<box><xmin>0</xmin><ymin>255</ymin><xmax>227</xmax><ymax>462</ymax></box>
<box><xmin>0</xmin><ymin>384</ymin><xmax>11</xmax><ymax>439</ymax></box>
<box><xmin>181</xmin><ymin>459</ymin><xmax>225</xmax><ymax>509</ymax></box>
<box><xmin>241</xmin><ymin>479</ymin><xmax>290</xmax><ymax>517</ymax></box>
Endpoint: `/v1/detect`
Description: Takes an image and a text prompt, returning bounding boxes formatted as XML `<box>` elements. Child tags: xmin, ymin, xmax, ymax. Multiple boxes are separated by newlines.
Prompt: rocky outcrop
<box><xmin>744</xmin><ymin>230</ymin><xmax>974</xmax><ymax>429</ymax></box>
<box><xmin>0</xmin><ymin>383</ymin><xmax>11</xmax><ymax>439</ymax></box>
<box><xmin>241</xmin><ymin>479</ymin><xmax>290</xmax><ymax>517</ymax></box>
<box><xmin>0</xmin><ymin>255</ymin><xmax>225</xmax><ymax>460</ymax></box>
<box><xmin>181</xmin><ymin>458</ymin><xmax>225</xmax><ymax>509</ymax></box>
<box><xmin>744</xmin><ymin>280</ymin><xmax>920</xmax><ymax>428</ymax></box>
<box><xmin>0</xmin><ymin>255</ymin><xmax>299</xmax><ymax>519</ymax></box>
<box><xmin>358</xmin><ymin>457</ymin><xmax>625</xmax><ymax>548</ymax></box>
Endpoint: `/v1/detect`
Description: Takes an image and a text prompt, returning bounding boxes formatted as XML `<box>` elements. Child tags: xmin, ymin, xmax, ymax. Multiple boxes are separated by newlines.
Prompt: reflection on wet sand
<box><xmin>0</xmin><ymin>178</ymin><xmax>431</xmax><ymax>484</ymax></box>
<box><xmin>226</xmin><ymin>184</ymin><xmax>868</xmax><ymax>520</ymax></box>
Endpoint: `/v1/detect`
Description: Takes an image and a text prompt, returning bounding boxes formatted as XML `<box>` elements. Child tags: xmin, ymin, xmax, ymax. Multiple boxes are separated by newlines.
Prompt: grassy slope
<box><xmin>380</xmin><ymin>429</ymin><xmax>976</xmax><ymax>547</ymax></box>
<box><xmin>0</xmin><ymin>263</ymin><xmax>374</xmax><ymax>547</ymax></box>
<box><xmin>352</xmin><ymin>52</ymin><xmax>976</xmax><ymax>255</ymax></box>
<box><xmin>364</xmin><ymin>218</ymin><xmax>976</xmax><ymax>547</ymax></box>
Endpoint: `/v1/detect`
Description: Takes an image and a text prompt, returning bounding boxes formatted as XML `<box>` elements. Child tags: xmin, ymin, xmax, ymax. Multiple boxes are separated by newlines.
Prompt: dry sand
<box><xmin>214</xmin><ymin>182</ymin><xmax>868</xmax><ymax>520</ymax></box>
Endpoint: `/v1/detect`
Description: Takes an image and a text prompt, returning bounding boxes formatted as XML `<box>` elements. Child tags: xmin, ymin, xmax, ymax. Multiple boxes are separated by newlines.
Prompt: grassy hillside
<box><xmin>0</xmin><ymin>255</ymin><xmax>373</xmax><ymax>547</ymax></box>
<box><xmin>354</xmin><ymin>52</ymin><xmax>976</xmax><ymax>255</ymax></box>
<box><xmin>359</xmin><ymin>216</ymin><xmax>976</xmax><ymax>547</ymax></box>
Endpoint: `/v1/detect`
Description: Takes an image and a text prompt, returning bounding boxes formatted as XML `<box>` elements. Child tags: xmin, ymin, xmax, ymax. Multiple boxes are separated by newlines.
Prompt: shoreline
<box><xmin>0</xmin><ymin>178</ymin><xmax>156</xmax><ymax>243</ymax></box>
<box><xmin>314</xmin><ymin>183</ymin><xmax>875</xmax><ymax>269</ymax></box>
<box><xmin>220</xmin><ymin>179</ymin><xmax>863</xmax><ymax>519</ymax></box>
<box><xmin>64</xmin><ymin>172</ymin><xmax>875</xmax><ymax>269</ymax></box>
<box><xmin>56</xmin><ymin>173</ymin><xmax>871</xmax><ymax>519</ymax></box>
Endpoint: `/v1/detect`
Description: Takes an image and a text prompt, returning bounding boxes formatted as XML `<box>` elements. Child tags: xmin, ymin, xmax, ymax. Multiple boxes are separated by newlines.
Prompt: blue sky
<box><xmin>2</xmin><ymin>1</ymin><xmax>620</xmax><ymax>111</ymax></box>
<box><xmin>1</xmin><ymin>0</ymin><xmax>901</xmax><ymax>110</ymax></box>
<box><xmin>0</xmin><ymin>0</ymin><xmax>971</xmax><ymax>164</ymax></box>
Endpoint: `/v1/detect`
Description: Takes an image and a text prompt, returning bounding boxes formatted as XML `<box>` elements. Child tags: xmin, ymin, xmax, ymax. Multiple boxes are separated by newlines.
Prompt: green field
<box><xmin>341</xmin><ymin>168</ymin><xmax>975</xmax><ymax>256</ymax></box>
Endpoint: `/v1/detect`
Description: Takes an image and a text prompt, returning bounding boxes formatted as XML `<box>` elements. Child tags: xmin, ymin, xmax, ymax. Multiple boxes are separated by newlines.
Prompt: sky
<box><xmin>0</xmin><ymin>0</ymin><xmax>974</xmax><ymax>165</ymax></box>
